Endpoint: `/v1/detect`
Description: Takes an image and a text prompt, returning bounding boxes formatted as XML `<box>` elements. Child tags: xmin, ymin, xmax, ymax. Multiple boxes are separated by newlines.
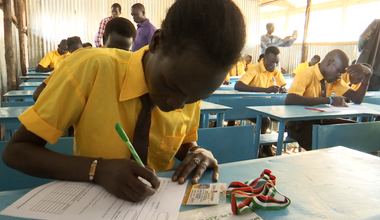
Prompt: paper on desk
<box><xmin>0</xmin><ymin>178</ymin><xmax>187</xmax><ymax>220</ymax></box>
<box><xmin>325</xmin><ymin>103</ymin><xmax>380</xmax><ymax>114</ymax></box>
<box><xmin>178</xmin><ymin>203</ymin><xmax>262</xmax><ymax>220</ymax></box>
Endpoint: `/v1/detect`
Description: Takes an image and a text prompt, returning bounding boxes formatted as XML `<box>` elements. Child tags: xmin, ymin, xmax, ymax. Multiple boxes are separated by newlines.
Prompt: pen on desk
<box><xmin>305</xmin><ymin>107</ymin><xmax>325</xmax><ymax>112</ymax></box>
<box><xmin>115</xmin><ymin>123</ymin><xmax>158</xmax><ymax>191</ymax></box>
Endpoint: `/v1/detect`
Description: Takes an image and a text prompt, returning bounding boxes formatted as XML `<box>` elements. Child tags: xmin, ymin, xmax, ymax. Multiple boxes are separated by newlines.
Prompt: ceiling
<box><xmin>261</xmin><ymin>0</ymin><xmax>332</xmax><ymax>13</ymax></box>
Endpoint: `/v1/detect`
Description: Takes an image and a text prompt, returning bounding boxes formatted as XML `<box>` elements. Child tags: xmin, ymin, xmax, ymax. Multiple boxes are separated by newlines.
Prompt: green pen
<box><xmin>115</xmin><ymin>122</ymin><xmax>145</xmax><ymax>167</ymax></box>
<box><xmin>115</xmin><ymin>122</ymin><xmax>158</xmax><ymax>191</ymax></box>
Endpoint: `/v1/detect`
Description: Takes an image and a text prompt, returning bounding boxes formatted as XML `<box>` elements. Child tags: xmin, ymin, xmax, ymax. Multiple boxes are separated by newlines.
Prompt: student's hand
<box><xmin>279</xmin><ymin>86</ymin><xmax>288</xmax><ymax>93</ymax></box>
<box><xmin>331</xmin><ymin>97</ymin><xmax>348</xmax><ymax>107</ymax></box>
<box><xmin>95</xmin><ymin>159</ymin><xmax>160</xmax><ymax>202</ymax></box>
<box><xmin>265</xmin><ymin>85</ymin><xmax>280</xmax><ymax>93</ymax></box>
<box><xmin>223</xmin><ymin>80</ymin><xmax>231</xmax><ymax>85</ymax></box>
<box><xmin>172</xmin><ymin>148</ymin><xmax>219</xmax><ymax>185</ymax></box>
<box><xmin>346</xmin><ymin>64</ymin><xmax>372</xmax><ymax>77</ymax></box>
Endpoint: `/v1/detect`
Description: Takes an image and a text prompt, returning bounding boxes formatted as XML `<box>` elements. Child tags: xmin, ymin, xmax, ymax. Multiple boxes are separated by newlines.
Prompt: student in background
<box><xmin>228</xmin><ymin>59</ymin><xmax>245</xmax><ymax>77</ymax></box>
<box><xmin>35</xmin><ymin>39</ymin><xmax>69</xmax><ymax>72</ymax></box>
<box><xmin>4</xmin><ymin>0</ymin><xmax>246</xmax><ymax>203</ymax></box>
<box><xmin>291</xmin><ymin>55</ymin><xmax>321</xmax><ymax>77</ymax></box>
<box><xmin>83</xmin><ymin>42</ymin><xmax>93</xmax><ymax>48</ymax></box>
<box><xmin>94</xmin><ymin>3</ymin><xmax>122</xmax><ymax>48</ymax></box>
<box><xmin>257</xmin><ymin>54</ymin><xmax>265</xmax><ymax>63</ymax></box>
<box><xmin>235</xmin><ymin>46</ymin><xmax>287</xmax><ymax>93</ymax></box>
<box><xmin>243</xmin><ymin>54</ymin><xmax>253</xmax><ymax>71</ymax></box>
<box><xmin>103</xmin><ymin>17</ymin><xmax>136</xmax><ymax>51</ymax></box>
<box><xmin>33</xmin><ymin>36</ymin><xmax>84</xmax><ymax>101</ymax></box>
<box><xmin>131</xmin><ymin>3</ymin><xmax>157</xmax><ymax>52</ymax></box>
<box><xmin>285</xmin><ymin>49</ymin><xmax>372</xmax><ymax>151</ymax></box>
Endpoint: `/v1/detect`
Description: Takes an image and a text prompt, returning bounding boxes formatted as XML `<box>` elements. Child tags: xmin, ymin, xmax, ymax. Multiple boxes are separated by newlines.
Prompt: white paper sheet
<box><xmin>178</xmin><ymin>203</ymin><xmax>262</xmax><ymax>220</ymax></box>
<box><xmin>0</xmin><ymin>178</ymin><xmax>187</xmax><ymax>220</ymax></box>
<box><xmin>326</xmin><ymin>103</ymin><xmax>380</xmax><ymax>114</ymax></box>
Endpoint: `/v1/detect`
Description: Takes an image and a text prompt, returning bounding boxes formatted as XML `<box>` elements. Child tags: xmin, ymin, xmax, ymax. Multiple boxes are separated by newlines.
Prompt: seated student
<box><xmin>3</xmin><ymin>0</ymin><xmax>246</xmax><ymax>202</ymax></box>
<box><xmin>228</xmin><ymin>59</ymin><xmax>245</xmax><ymax>76</ymax></box>
<box><xmin>235</xmin><ymin>46</ymin><xmax>287</xmax><ymax>93</ymax></box>
<box><xmin>33</xmin><ymin>36</ymin><xmax>84</xmax><ymax>101</ymax></box>
<box><xmin>291</xmin><ymin>55</ymin><xmax>320</xmax><ymax>77</ymax></box>
<box><xmin>102</xmin><ymin>17</ymin><xmax>136</xmax><ymax>51</ymax></box>
<box><xmin>243</xmin><ymin>54</ymin><xmax>253</xmax><ymax>71</ymax></box>
<box><xmin>285</xmin><ymin>49</ymin><xmax>372</xmax><ymax>151</ymax></box>
<box><xmin>232</xmin><ymin>46</ymin><xmax>287</xmax><ymax>157</ymax></box>
<box><xmin>257</xmin><ymin>54</ymin><xmax>264</xmax><ymax>63</ymax></box>
<box><xmin>35</xmin><ymin>39</ymin><xmax>69</xmax><ymax>72</ymax></box>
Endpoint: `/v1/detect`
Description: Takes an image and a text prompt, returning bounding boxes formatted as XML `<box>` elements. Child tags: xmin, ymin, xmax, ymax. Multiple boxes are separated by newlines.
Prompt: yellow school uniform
<box><xmin>288</xmin><ymin>64</ymin><xmax>350</xmax><ymax>97</ymax></box>
<box><xmin>292</xmin><ymin>62</ymin><xmax>309</xmax><ymax>75</ymax></box>
<box><xmin>341</xmin><ymin>73</ymin><xmax>361</xmax><ymax>91</ymax></box>
<box><xmin>38</xmin><ymin>50</ymin><xmax>68</xmax><ymax>68</ymax></box>
<box><xmin>228</xmin><ymin>61</ymin><xmax>245</xmax><ymax>76</ymax></box>
<box><xmin>55</xmin><ymin>53</ymin><xmax>71</xmax><ymax>69</ymax></box>
<box><xmin>238</xmin><ymin>60</ymin><xmax>286</xmax><ymax>87</ymax></box>
<box><xmin>19</xmin><ymin>46</ymin><xmax>200</xmax><ymax>172</ymax></box>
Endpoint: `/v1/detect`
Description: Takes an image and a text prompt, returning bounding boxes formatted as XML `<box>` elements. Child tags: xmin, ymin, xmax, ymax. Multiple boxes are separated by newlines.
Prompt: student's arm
<box><xmin>33</xmin><ymin>82</ymin><xmax>47</xmax><ymax>101</ymax></box>
<box><xmin>35</xmin><ymin>64</ymin><xmax>53</xmax><ymax>72</ymax></box>
<box><xmin>285</xmin><ymin>93</ymin><xmax>347</xmax><ymax>106</ymax></box>
<box><xmin>2</xmin><ymin>125</ymin><xmax>160</xmax><ymax>202</ymax></box>
<box><xmin>172</xmin><ymin>142</ymin><xmax>219</xmax><ymax>184</ymax></box>
<box><xmin>235</xmin><ymin>81</ymin><xmax>280</xmax><ymax>93</ymax></box>
<box><xmin>342</xmin><ymin>64</ymin><xmax>372</xmax><ymax>104</ymax></box>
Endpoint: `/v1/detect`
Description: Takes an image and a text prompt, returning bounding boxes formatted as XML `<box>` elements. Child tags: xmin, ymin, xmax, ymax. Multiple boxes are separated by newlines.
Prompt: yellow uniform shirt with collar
<box><xmin>19</xmin><ymin>46</ymin><xmax>200</xmax><ymax>172</ymax></box>
<box><xmin>288</xmin><ymin>64</ymin><xmax>351</xmax><ymax>97</ymax></box>
<box><xmin>238</xmin><ymin>60</ymin><xmax>286</xmax><ymax>87</ymax></box>
<box><xmin>43</xmin><ymin>47</ymin><xmax>90</xmax><ymax>85</ymax></box>
<box><xmin>38</xmin><ymin>50</ymin><xmax>69</xmax><ymax>68</ymax></box>
<box><xmin>292</xmin><ymin>62</ymin><xmax>309</xmax><ymax>74</ymax></box>
<box><xmin>228</xmin><ymin>61</ymin><xmax>245</xmax><ymax>76</ymax></box>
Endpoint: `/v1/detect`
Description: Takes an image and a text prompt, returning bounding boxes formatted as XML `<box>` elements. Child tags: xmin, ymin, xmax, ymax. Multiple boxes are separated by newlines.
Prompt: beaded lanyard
<box><xmin>226</xmin><ymin>169</ymin><xmax>291</xmax><ymax>215</ymax></box>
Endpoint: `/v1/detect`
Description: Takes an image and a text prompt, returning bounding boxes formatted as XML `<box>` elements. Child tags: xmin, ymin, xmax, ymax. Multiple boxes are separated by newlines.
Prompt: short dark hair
<box><xmin>67</xmin><ymin>36</ymin><xmax>82</xmax><ymax>48</ymax></box>
<box><xmin>112</xmin><ymin>3</ymin><xmax>121</xmax><ymax>12</ymax></box>
<box><xmin>258</xmin><ymin>54</ymin><xmax>265</xmax><ymax>62</ymax></box>
<box><xmin>312</xmin><ymin>55</ymin><xmax>321</xmax><ymax>62</ymax></box>
<box><xmin>103</xmin><ymin>17</ymin><xmax>136</xmax><ymax>44</ymax></box>
<box><xmin>160</xmin><ymin>0</ymin><xmax>246</xmax><ymax>67</ymax></box>
<box><xmin>131</xmin><ymin>3</ymin><xmax>145</xmax><ymax>12</ymax></box>
<box><xmin>82</xmin><ymin>42</ymin><xmax>92</xmax><ymax>47</ymax></box>
<box><xmin>264</xmin><ymin>46</ymin><xmax>280</xmax><ymax>57</ymax></box>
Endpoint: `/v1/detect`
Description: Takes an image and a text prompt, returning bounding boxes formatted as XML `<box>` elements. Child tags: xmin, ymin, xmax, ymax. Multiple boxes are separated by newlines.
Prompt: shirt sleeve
<box><xmin>38</xmin><ymin>51</ymin><xmax>53</xmax><ymax>68</ymax></box>
<box><xmin>332</xmin><ymin>79</ymin><xmax>351</xmax><ymax>96</ymax></box>
<box><xmin>95</xmin><ymin>19</ymin><xmax>106</xmax><ymax>47</ymax></box>
<box><xmin>19</xmin><ymin>62</ymin><xmax>88</xmax><ymax>144</ymax></box>
<box><xmin>288</xmin><ymin>72</ymin><xmax>310</xmax><ymax>96</ymax></box>
<box><xmin>293</xmin><ymin>64</ymin><xmax>303</xmax><ymax>74</ymax></box>
<box><xmin>183</xmin><ymin>101</ymin><xmax>201</xmax><ymax>144</ymax></box>
<box><xmin>275</xmin><ymin>71</ymin><xmax>286</xmax><ymax>87</ymax></box>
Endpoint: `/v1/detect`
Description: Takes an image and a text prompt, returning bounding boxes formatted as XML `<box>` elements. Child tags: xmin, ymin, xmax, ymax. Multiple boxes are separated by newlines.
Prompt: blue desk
<box><xmin>18</xmin><ymin>82</ymin><xmax>40</xmax><ymax>90</ymax></box>
<box><xmin>1</xmin><ymin>147</ymin><xmax>379</xmax><ymax>220</ymax></box>
<box><xmin>200</xmin><ymin>101</ymin><xmax>232</xmax><ymax>128</ymax></box>
<box><xmin>0</xmin><ymin>106</ymin><xmax>29</xmax><ymax>140</ymax></box>
<box><xmin>3</xmin><ymin>90</ymin><xmax>34</xmax><ymax>102</ymax></box>
<box><xmin>19</xmin><ymin>75</ymin><xmax>47</xmax><ymax>82</ymax></box>
<box><xmin>26</xmin><ymin>72</ymin><xmax>50</xmax><ymax>77</ymax></box>
<box><xmin>205</xmin><ymin>90</ymin><xmax>286</xmax><ymax>103</ymax></box>
<box><xmin>247</xmin><ymin>104</ymin><xmax>380</xmax><ymax>157</ymax></box>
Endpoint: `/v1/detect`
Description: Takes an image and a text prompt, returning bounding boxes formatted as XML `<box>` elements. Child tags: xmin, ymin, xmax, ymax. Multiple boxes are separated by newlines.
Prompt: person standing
<box><xmin>94</xmin><ymin>3</ymin><xmax>122</xmax><ymax>48</ymax></box>
<box><xmin>261</xmin><ymin>23</ymin><xmax>297</xmax><ymax>54</ymax></box>
<box><xmin>131</xmin><ymin>3</ymin><xmax>157</xmax><ymax>52</ymax></box>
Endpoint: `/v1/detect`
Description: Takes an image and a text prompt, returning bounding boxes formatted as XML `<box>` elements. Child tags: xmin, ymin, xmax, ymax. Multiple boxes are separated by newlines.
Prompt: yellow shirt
<box><xmin>292</xmin><ymin>62</ymin><xmax>309</xmax><ymax>74</ymax></box>
<box><xmin>288</xmin><ymin>64</ymin><xmax>350</xmax><ymax>97</ymax></box>
<box><xmin>341</xmin><ymin>73</ymin><xmax>361</xmax><ymax>91</ymax></box>
<box><xmin>238</xmin><ymin>60</ymin><xmax>286</xmax><ymax>87</ymax></box>
<box><xmin>38</xmin><ymin>50</ymin><xmax>67</xmax><ymax>68</ymax></box>
<box><xmin>55</xmin><ymin>53</ymin><xmax>71</xmax><ymax>69</ymax></box>
<box><xmin>228</xmin><ymin>61</ymin><xmax>245</xmax><ymax>76</ymax></box>
<box><xmin>19</xmin><ymin>46</ymin><xmax>200</xmax><ymax>172</ymax></box>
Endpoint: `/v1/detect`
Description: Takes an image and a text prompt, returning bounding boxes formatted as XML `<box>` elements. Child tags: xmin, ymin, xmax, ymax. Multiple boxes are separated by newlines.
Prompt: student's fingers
<box><xmin>191</xmin><ymin>160</ymin><xmax>209</xmax><ymax>184</ymax></box>
<box><xmin>212</xmin><ymin>165</ymin><xmax>220</xmax><ymax>182</ymax></box>
<box><xmin>172</xmin><ymin>154</ymin><xmax>198</xmax><ymax>184</ymax></box>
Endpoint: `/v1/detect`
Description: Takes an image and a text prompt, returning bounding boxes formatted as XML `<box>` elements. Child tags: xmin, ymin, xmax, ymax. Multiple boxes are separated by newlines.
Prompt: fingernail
<box><xmin>193</xmin><ymin>177</ymin><xmax>199</xmax><ymax>183</ymax></box>
<box><xmin>215</xmin><ymin>173</ymin><xmax>219</xmax><ymax>181</ymax></box>
<box><xmin>172</xmin><ymin>175</ymin><xmax>177</xmax><ymax>181</ymax></box>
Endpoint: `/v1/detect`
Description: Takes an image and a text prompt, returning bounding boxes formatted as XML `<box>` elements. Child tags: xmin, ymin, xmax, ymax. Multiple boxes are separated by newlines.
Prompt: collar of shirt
<box><xmin>137</xmin><ymin>19</ymin><xmax>150</xmax><ymax>28</ymax></box>
<box><xmin>119</xmin><ymin>46</ymin><xmax>150</xmax><ymax>101</ymax></box>
<box><xmin>312</xmin><ymin>64</ymin><xmax>324</xmax><ymax>82</ymax></box>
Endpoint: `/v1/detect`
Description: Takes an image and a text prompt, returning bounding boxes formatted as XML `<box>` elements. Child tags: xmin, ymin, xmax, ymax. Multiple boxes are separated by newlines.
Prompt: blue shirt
<box><xmin>131</xmin><ymin>19</ymin><xmax>157</xmax><ymax>52</ymax></box>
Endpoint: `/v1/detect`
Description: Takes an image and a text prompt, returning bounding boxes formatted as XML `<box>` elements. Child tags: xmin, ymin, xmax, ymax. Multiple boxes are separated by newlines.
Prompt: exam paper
<box><xmin>326</xmin><ymin>103</ymin><xmax>380</xmax><ymax>114</ymax></box>
<box><xmin>0</xmin><ymin>178</ymin><xmax>187</xmax><ymax>220</ymax></box>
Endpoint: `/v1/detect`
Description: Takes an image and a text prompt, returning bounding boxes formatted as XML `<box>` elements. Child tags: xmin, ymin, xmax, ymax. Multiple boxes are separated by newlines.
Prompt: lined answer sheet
<box><xmin>0</xmin><ymin>178</ymin><xmax>187</xmax><ymax>220</ymax></box>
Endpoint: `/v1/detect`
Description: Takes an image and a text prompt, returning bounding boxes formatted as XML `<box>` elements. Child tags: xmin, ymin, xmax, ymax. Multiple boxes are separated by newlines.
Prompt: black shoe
<box><xmin>258</xmin><ymin>145</ymin><xmax>275</xmax><ymax>158</ymax></box>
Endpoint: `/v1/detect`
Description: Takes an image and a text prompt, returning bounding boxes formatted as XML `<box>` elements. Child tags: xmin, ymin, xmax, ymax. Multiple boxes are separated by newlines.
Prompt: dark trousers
<box><xmin>287</xmin><ymin>119</ymin><xmax>357</xmax><ymax>151</ymax></box>
<box><xmin>368</xmin><ymin>74</ymin><xmax>380</xmax><ymax>91</ymax></box>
